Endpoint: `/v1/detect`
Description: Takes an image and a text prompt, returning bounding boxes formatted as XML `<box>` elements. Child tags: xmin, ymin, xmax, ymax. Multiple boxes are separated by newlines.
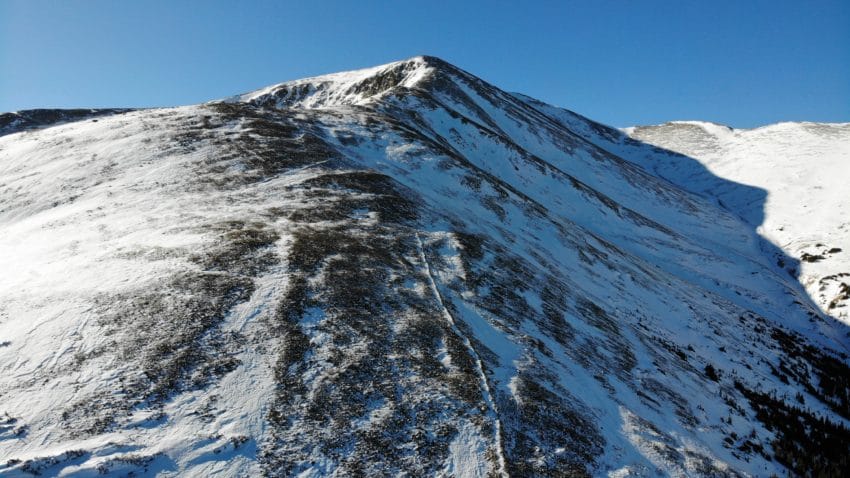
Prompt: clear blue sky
<box><xmin>2</xmin><ymin>0</ymin><xmax>848</xmax><ymax>128</ymax></box>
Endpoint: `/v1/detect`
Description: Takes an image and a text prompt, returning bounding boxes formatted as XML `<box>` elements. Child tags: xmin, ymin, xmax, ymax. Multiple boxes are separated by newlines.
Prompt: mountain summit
<box><xmin>1</xmin><ymin>57</ymin><xmax>848</xmax><ymax>477</ymax></box>
<box><xmin>227</xmin><ymin>55</ymin><xmax>445</xmax><ymax>108</ymax></box>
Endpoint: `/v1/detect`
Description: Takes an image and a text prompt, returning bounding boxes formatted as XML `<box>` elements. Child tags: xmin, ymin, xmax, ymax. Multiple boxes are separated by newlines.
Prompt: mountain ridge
<box><xmin>224</xmin><ymin>56</ymin><xmax>446</xmax><ymax>108</ymax></box>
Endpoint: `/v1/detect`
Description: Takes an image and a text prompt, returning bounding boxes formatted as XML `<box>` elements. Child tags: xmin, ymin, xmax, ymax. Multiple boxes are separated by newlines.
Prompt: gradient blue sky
<box><xmin>2</xmin><ymin>0</ymin><xmax>848</xmax><ymax>127</ymax></box>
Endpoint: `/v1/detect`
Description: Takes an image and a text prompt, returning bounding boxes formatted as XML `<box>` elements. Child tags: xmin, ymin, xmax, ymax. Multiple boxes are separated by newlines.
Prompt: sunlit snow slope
<box><xmin>1</xmin><ymin>57</ymin><xmax>849</xmax><ymax>477</ymax></box>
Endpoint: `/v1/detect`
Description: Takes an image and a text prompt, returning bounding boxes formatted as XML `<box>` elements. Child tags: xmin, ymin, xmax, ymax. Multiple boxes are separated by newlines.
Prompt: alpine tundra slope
<box><xmin>0</xmin><ymin>56</ymin><xmax>848</xmax><ymax>477</ymax></box>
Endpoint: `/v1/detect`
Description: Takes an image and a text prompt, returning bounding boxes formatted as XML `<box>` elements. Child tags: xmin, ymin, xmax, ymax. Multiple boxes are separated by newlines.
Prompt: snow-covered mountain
<box><xmin>623</xmin><ymin>121</ymin><xmax>850</xmax><ymax>324</ymax></box>
<box><xmin>1</xmin><ymin>56</ymin><xmax>848</xmax><ymax>477</ymax></box>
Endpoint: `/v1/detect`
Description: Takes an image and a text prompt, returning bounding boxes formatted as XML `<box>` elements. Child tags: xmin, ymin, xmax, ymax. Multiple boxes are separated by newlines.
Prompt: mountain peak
<box><xmin>226</xmin><ymin>56</ymin><xmax>457</xmax><ymax>109</ymax></box>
